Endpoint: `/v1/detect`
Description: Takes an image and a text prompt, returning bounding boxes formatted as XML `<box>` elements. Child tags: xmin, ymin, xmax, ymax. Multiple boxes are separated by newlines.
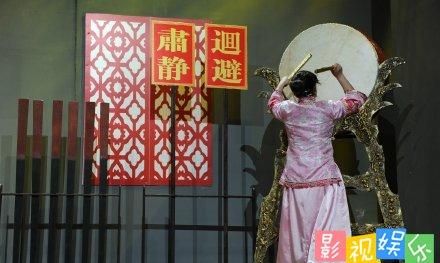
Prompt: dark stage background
<box><xmin>0</xmin><ymin>0</ymin><xmax>439</xmax><ymax>262</ymax></box>
<box><xmin>384</xmin><ymin>0</ymin><xmax>440</xmax><ymax>260</ymax></box>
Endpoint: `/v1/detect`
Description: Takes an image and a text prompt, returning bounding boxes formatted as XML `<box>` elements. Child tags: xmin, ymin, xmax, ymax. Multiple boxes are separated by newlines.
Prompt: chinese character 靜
<box><xmin>158</xmin><ymin>56</ymin><xmax>189</xmax><ymax>81</ymax></box>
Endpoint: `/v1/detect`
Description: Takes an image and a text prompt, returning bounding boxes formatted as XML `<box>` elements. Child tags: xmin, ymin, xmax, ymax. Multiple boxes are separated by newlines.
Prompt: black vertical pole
<box><xmin>82</xmin><ymin>102</ymin><xmax>95</xmax><ymax>263</ymax></box>
<box><xmin>141</xmin><ymin>187</ymin><xmax>145</xmax><ymax>263</ymax></box>
<box><xmin>0</xmin><ymin>185</ymin><xmax>2</xmax><ymax>221</ymax></box>
<box><xmin>223</xmin><ymin>90</ymin><xmax>229</xmax><ymax>263</ymax></box>
<box><xmin>251</xmin><ymin>186</ymin><xmax>257</xmax><ymax>258</ymax></box>
<box><xmin>117</xmin><ymin>186</ymin><xmax>121</xmax><ymax>263</ymax></box>
<box><xmin>168</xmin><ymin>86</ymin><xmax>176</xmax><ymax>263</ymax></box>
<box><xmin>65</xmin><ymin>102</ymin><xmax>78</xmax><ymax>263</ymax></box>
<box><xmin>30</xmin><ymin>100</ymin><xmax>43</xmax><ymax>263</ymax></box>
<box><xmin>244</xmin><ymin>210</ymin><xmax>248</xmax><ymax>263</ymax></box>
<box><xmin>0</xmin><ymin>188</ymin><xmax>5</xmax><ymax>263</ymax></box>
<box><xmin>0</xmin><ymin>186</ymin><xmax>2</xmax><ymax>244</ymax></box>
<box><xmin>48</xmin><ymin>100</ymin><xmax>63</xmax><ymax>263</ymax></box>
<box><xmin>98</xmin><ymin>103</ymin><xmax>109</xmax><ymax>263</ymax></box>
<box><xmin>13</xmin><ymin>99</ymin><xmax>29</xmax><ymax>263</ymax></box>
<box><xmin>217</xmin><ymin>114</ymin><xmax>223</xmax><ymax>263</ymax></box>
<box><xmin>4</xmin><ymin>216</ymin><xmax>9</xmax><ymax>263</ymax></box>
<box><xmin>269</xmin><ymin>245</ymin><xmax>275</xmax><ymax>263</ymax></box>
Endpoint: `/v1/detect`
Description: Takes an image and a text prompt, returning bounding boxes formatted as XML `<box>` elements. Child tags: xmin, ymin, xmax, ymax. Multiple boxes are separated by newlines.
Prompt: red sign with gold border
<box><xmin>205</xmin><ymin>24</ymin><xmax>247</xmax><ymax>89</ymax></box>
<box><xmin>151</xmin><ymin>20</ymin><xmax>195</xmax><ymax>86</ymax></box>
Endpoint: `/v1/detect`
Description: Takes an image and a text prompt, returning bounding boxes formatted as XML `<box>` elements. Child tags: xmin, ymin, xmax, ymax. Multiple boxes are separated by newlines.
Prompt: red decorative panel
<box><xmin>85</xmin><ymin>14</ymin><xmax>150</xmax><ymax>185</ymax></box>
<box><xmin>84</xmin><ymin>14</ymin><xmax>212</xmax><ymax>186</ymax></box>
<box><xmin>151</xmin><ymin>20</ymin><xmax>195</xmax><ymax>86</ymax></box>
<box><xmin>149</xmin><ymin>21</ymin><xmax>212</xmax><ymax>186</ymax></box>
<box><xmin>205</xmin><ymin>24</ymin><xmax>247</xmax><ymax>89</ymax></box>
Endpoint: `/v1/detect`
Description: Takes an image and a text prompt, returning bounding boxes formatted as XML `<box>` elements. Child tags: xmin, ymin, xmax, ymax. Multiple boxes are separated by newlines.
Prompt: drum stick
<box><xmin>288</xmin><ymin>53</ymin><xmax>312</xmax><ymax>80</ymax></box>
<box><xmin>314</xmin><ymin>65</ymin><xmax>334</xmax><ymax>74</ymax></box>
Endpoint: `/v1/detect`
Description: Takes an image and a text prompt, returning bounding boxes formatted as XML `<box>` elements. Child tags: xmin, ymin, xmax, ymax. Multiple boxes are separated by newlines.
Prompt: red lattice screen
<box><xmin>84</xmin><ymin>14</ymin><xmax>212</xmax><ymax>186</ymax></box>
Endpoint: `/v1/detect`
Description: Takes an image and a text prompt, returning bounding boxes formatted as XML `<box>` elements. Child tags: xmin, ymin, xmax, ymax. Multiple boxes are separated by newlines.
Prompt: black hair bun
<box><xmin>290</xmin><ymin>79</ymin><xmax>305</xmax><ymax>94</ymax></box>
<box><xmin>288</xmin><ymin>70</ymin><xmax>319</xmax><ymax>98</ymax></box>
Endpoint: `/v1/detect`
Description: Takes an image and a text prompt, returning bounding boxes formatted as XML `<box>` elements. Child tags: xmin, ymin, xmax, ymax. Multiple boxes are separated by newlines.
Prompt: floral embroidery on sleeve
<box><xmin>342</xmin><ymin>98</ymin><xmax>362</xmax><ymax>115</ymax></box>
<box><xmin>341</xmin><ymin>90</ymin><xmax>367</xmax><ymax>115</ymax></box>
<box><xmin>268</xmin><ymin>90</ymin><xmax>287</xmax><ymax>121</ymax></box>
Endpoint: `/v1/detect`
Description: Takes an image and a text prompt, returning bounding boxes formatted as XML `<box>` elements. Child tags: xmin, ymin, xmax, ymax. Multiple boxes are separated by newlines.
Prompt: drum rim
<box><xmin>279</xmin><ymin>22</ymin><xmax>379</xmax><ymax>75</ymax></box>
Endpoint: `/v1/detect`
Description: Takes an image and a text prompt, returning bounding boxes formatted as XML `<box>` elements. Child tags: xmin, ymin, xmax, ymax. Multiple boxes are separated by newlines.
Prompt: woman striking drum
<box><xmin>268</xmin><ymin>64</ymin><xmax>367</xmax><ymax>263</ymax></box>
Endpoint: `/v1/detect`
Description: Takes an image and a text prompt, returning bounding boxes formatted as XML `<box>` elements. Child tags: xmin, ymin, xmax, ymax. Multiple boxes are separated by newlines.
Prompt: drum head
<box><xmin>279</xmin><ymin>23</ymin><xmax>379</xmax><ymax>101</ymax></box>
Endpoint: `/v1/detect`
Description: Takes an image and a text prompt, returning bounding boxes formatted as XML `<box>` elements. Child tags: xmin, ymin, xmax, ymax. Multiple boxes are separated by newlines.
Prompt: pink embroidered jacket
<box><xmin>268</xmin><ymin>90</ymin><xmax>367</xmax><ymax>188</ymax></box>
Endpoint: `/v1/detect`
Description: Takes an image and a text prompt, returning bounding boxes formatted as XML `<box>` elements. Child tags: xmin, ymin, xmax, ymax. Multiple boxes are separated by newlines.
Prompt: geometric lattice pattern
<box><xmin>149</xmin><ymin>23</ymin><xmax>212</xmax><ymax>185</ymax></box>
<box><xmin>84</xmin><ymin>14</ymin><xmax>212</xmax><ymax>185</ymax></box>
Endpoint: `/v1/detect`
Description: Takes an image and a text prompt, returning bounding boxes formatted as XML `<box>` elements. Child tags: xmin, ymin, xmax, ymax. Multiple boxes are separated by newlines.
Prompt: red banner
<box><xmin>205</xmin><ymin>24</ymin><xmax>247</xmax><ymax>89</ymax></box>
<box><xmin>151</xmin><ymin>20</ymin><xmax>195</xmax><ymax>86</ymax></box>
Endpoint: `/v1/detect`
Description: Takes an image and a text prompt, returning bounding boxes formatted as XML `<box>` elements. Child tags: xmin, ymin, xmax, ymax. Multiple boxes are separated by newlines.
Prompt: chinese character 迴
<box><xmin>211</xmin><ymin>30</ymin><xmax>241</xmax><ymax>55</ymax></box>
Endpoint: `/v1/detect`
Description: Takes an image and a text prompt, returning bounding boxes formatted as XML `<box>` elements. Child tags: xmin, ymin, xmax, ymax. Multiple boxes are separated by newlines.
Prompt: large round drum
<box><xmin>279</xmin><ymin>23</ymin><xmax>381</xmax><ymax>101</ymax></box>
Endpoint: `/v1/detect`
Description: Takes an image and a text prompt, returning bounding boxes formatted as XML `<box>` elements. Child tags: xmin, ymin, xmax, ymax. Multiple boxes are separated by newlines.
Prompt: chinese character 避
<box><xmin>212</xmin><ymin>59</ymin><xmax>242</xmax><ymax>84</ymax></box>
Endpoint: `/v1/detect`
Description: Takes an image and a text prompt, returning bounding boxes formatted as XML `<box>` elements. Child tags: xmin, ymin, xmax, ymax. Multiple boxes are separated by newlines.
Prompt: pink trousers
<box><xmin>276</xmin><ymin>182</ymin><xmax>351</xmax><ymax>263</ymax></box>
